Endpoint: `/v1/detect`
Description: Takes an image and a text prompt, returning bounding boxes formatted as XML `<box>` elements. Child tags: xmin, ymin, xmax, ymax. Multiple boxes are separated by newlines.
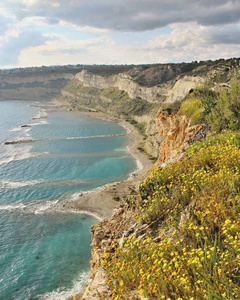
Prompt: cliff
<box><xmin>74</xmin><ymin>70</ymin><xmax>205</xmax><ymax>104</ymax></box>
<box><xmin>59</xmin><ymin>57</ymin><xmax>239</xmax><ymax>160</ymax></box>
<box><xmin>78</xmin><ymin>111</ymin><xmax>209</xmax><ymax>299</ymax></box>
<box><xmin>155</xmin><ymin>111</ymin><xmax>208</xmax><ymax>165</ymax></box>
<box><xmin>0</xmin><ymin>57</ymin><xmax>239</xmax><ymax>102</ymax></box>
<box><xmin>78</xmin><ymin>72</ymin><xmax>240</xmax><ymax>299</ymax></box>
<box><xmin>0</xmin><ymin>59</ymin><xmax>239</xmax><ymax>299</ymax></box>
<box><xmin>0</xmin><ymin>73</ymin><xmax>74</xmax><ymax>100</ymax></box>
<box><xmin>1</xmin><ymin>58</ymin><xmax>239</xmax><ymax>159</ymax></box>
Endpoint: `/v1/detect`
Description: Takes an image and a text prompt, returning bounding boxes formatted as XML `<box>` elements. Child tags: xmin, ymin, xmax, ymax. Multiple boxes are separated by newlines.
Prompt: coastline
<box><xmin>52</xmin><ymin>99</ymin><xmax>154</xmax><ymax>219</ymax></box>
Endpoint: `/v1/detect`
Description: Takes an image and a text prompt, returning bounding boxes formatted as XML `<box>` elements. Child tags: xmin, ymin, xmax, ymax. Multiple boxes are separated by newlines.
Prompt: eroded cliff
<box><xmin>79</xmin><ymin>110</ymin><xmax>209</xmax><ymax>299</ymax></box>
<box><xmin>60</xmin><ymin>70</ymin><xmax>207</xmax><ymax>161</ymax></box>
<box><xmin>74</xmin><ymin>70</ymin><xmax>204</xmax><ymax>104</ymax></box>
<box><xmin>0</xmin><ymin>73</ymin><xmax>74</xmax><ymax>100</ymax></box>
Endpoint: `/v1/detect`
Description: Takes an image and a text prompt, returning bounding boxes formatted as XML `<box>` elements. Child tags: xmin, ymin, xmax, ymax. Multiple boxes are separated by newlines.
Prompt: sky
<box><xmin>0</xmin><ymin>0</ymin><xmax>240</xmax><ymax>68</ymax></box>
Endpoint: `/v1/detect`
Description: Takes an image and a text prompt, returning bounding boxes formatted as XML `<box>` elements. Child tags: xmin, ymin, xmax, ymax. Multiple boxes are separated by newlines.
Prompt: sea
<box><xmin>0</xmin><ymin>100</ymin><xmax>137</xmax><ymax>300</ymax></box>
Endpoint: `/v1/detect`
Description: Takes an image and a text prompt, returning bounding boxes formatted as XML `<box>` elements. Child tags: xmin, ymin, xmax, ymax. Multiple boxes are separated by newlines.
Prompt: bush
<box><xmin>179</xmin><ymin>98</ymin><xmax>205</xmax><ymax>125</ymax></box>
<box><xmin>207</xmin><ymin>77</ymin><xmax>240</xmax><ymax>132</ymax></box>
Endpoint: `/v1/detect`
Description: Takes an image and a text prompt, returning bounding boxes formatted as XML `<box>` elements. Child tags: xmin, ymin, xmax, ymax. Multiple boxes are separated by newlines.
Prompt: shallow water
<box><xmin>0</xmin><ymin>100</ymin><xmax>137</xmax><ymax>299</ymax></box>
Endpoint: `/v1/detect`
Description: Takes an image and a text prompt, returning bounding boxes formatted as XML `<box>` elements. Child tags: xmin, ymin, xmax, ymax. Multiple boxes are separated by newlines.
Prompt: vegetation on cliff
<box><xmin>99</xmin><ymin>77</ymin><xmax>240</xmax><ymax>299</ymax></box>
<box><xmin>178</xmin><ymin>76</ymin><xmax>240</xmax><ymax>132</ymax></box>
<box><xmin>63</xmin><ymin>81</ymin><xmax>157</xmax><ymax>117</ymax></box>
<box><xmin>102</xmin><ymin>131</ymin><xmax>240</xmax><ymax>300</ymax></box>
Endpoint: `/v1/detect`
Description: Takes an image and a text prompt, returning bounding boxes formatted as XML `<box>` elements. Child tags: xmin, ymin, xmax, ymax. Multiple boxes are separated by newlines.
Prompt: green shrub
<box><xmin>179</xmin><ymin>98</ymin><xmax>205</xmax><ymax>125</ymax></box>
<box><xmin>207</xmin><ymin>77</ymin><xmax>240</xmax><ymax>132</ymax></box>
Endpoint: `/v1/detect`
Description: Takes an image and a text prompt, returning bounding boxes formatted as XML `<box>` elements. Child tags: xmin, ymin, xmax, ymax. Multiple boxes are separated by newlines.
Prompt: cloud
<box><xmin>0</xmin><ymin>28</ymin><xmax>50</xmax><ymax>65</ymax></box>
<box><xmin>7</xmin><ymin>0</ymin><xmax>240</xmax><ymax>32</ymax></box>
<box><xmin>0</xmin><ymin>17</ymin><xmax>10</xmax><ymax>35</ymax></box>
<box><xmin>15</xmin><ymin>23</ymin><xmax>240</xmax><ymax>68</ymax></box>
<box><xmin>141</xmin><ymin>22</ymin><xmax>240</xmax><ymax>63</ymax></box>
<box><xmin>0</xmin><ymin>0</ymin><xmax>239</xmax><ymax>67</ymax></box>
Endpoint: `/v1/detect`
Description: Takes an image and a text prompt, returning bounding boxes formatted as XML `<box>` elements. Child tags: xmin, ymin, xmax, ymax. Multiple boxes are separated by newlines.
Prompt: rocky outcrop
<box><xmin>155</xmin><ymin>111</ymin><xmax>208</xmax><ymax>165</ymax></box>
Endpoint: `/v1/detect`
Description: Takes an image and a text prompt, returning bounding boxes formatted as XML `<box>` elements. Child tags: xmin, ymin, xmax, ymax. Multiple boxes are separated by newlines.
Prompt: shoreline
<box><xmin>52</xmin><ymin>100</ymin><xmax>154</xmax><ymax>219</ymax></box>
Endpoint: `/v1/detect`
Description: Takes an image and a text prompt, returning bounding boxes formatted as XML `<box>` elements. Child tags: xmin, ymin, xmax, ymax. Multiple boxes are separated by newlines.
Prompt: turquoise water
<box><xmin>0</xmin><ymin>100</ymin><xmax>137</xmax><ymax>299</ymax></box>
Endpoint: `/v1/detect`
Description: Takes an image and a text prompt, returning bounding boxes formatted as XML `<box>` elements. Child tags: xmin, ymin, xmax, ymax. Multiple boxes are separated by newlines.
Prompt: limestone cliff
<box><xmin>67</xmin><ymin>70</ymin><xmax>205</xmax><ymax>104</ymax></box>
<box><xmin>155</xmin><ymin>111</ymin><xmax>208</xmax><ymax>165</ymax></box>
<box><xmin>0</xmin><ymin>73</ymin><xmax>74</xmax><ymax>100</ymax></box>
<box><xmin>61</xmin><ymin>70</ymin><xmax>206</xmax><ymax>160</ymax></box>
<box><xmin>0</xmin><ymin>57</ymin><xmax>239</xmax><ymax>102</ymax></box>
<box><xmin>79</xmin><ymin>111</ymin><xmax>208</xmax><ymax>299</ymax></box>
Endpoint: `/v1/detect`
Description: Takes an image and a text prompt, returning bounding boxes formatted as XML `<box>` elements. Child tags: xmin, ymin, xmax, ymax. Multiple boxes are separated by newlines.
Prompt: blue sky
<box><xmin>0</xmin><ymin>0</ymin><xmax>240</xmax><ymax>68</ymax></box>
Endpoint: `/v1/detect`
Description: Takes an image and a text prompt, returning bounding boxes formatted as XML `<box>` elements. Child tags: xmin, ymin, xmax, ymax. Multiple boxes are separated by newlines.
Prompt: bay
<box><xmin>0</xmin><ymin>100</ymin><xmax>137</xmax><ymax>299</ymax></box>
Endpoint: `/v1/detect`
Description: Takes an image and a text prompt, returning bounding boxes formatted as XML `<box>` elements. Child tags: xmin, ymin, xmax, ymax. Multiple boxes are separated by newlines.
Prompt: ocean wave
<box><xmin>0</xmin><ymin>199</ymin><xmax>58</xmax><ymax>214</ymax></box>
<box><xmin>30</xmin><ymin>120</ymin><xmax>49</xmax><ymax>126</ymax></box>
<box><xmin>9</xmin><ymin>126</ymin><xmax>22</xmax><ymax>132</ymax></box>
<box><xmin>32</xmin><ymin>109</ymin><xmax>48</xmax><ymax>120</ymax></box>
<box><xmin>38</xmin><ymin>272</ymin><xmax>90</xmax><ymax>300</ymax></box>
<box><xmin>0</xmin><ymin>179</ymin><xmax>45</xmax><ymax>189</ymax></box>
<box><xmin>0</xmin><ymin>144</ymin><xmax>33</xmax><ymax>166</ymax></box>
<box><xmin>33</xmin><ymin>200</ymin><xmax>59</xmax><ymax>214</ymax></box>
<box><xmin>0</xmin><ymin>203</ymin><xmax>26</xmax><ymax>211</ymax></box>
<box><xmin>0</xmin><ymin>178</ymin><xmax>87</xmax><ymax>189</ymax></box>
<box><xmin>3</xmin><ymin>133</ymin><xmax>126</xmax><ymax>146</ymax></box>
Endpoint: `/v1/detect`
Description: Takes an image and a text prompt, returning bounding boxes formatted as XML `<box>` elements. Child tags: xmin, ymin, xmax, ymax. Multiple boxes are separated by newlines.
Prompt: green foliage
<box><xmin>100</xmin><ymin>87</ymin><xmax>130</xmax><ymax>102</ymax></box>
<box><xmin>179</xmin><ymin>98</ymin><xmax>205</xmax><ymax>125</ymax></box>
<box><xmin>126</xmin><ymin>119</ymin><xmax>137</xmax><ymax>125</ymax></box>
<box><xmin>126</xmin><ymin>119</ymin><xmax>147</xmax><ymax>135</ymax></box>
<box><xmin>178</xmin><ymin>77</ymin><xmax>240</xmax><ymax>132</ymax></box>
<box><xmin>161</xmin><ymin>100</ymin><xmax>182</xmax><ymax>114</ymax></box>
<box><xmin>179</xmin><ymin>85</ymin><xmax>218</xmax><ymax>125</ymax></box>
<box><xmin>207</xmin><ymin>77</ymin><xmax>240</xmax><ymax>132</ymax></box>
<box><xmin>178</xmin><ymin>85</ymin><xmax>218</xmax><ymax>125</ymax></box>
<box><xmin>186</xmin><ymin>131</ymin><xmax>240</xmax><ymax>157</ymax></box>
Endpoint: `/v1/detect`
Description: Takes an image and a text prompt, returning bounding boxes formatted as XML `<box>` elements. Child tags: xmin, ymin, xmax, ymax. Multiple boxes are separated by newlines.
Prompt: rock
<box><xmin>155</xmin><ymin>111</ymin><xmax>208</xmax><ymax>165</ymax></box>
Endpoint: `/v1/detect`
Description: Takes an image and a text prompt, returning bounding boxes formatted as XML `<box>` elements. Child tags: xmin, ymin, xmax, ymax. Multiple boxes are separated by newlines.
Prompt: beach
<box><xmin>52</xmin><ymin>102</ymin><xmax>155</xmax><ymax>219</ymax></box>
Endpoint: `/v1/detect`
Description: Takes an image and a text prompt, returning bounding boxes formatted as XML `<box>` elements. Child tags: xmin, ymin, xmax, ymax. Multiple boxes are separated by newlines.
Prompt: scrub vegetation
<box><xmin>101</xmin><ymin>77</ymin><xmax>240</xmax><ymax>299</ymax></box>
<box><xmin>102</xmin><ymin>132</ymin><xmax>240</xmax><ymax>299</ymax></box>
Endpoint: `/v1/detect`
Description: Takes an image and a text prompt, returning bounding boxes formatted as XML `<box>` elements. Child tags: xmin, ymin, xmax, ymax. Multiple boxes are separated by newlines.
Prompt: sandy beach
<box><xmin>52</xmin><ymin>102</ymin><xmax>154</xmax><ymax>219</ymax></box>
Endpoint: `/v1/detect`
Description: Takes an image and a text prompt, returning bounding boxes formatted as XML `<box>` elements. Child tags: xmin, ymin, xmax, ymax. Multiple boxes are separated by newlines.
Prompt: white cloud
<box><xmin>0</xmin><ymin>28</ymin><xmax>51</xmax><ymax>66</ymax></box>
<box><xmin>141</xmin><ymin>22</ymin><xmax>240</xmax><ymax>63</ymax></box>
<box><xmin>0</xmin><ymin>1</ymin><xmax>239</xmax><ymax>67</ymax></box>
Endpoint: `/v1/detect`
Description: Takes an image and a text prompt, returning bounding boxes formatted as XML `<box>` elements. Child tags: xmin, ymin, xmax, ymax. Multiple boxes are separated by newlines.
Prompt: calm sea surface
<box><xmin>0</xmin><ymin>100</ymin><xmax>137</xmax><ymax>300</ymax></box>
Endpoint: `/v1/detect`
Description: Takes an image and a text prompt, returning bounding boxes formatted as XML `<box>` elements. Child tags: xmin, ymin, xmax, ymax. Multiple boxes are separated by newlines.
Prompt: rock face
<box><xmin>75</xmin><ymin>70</ymin><xmax>204</xmax><ymax>104</ymax></box>
<box><xmin>1</xmin><ymin>57</ymin><xmax>239</xmax><ymax>102</ymax></box>
<box><xmin>0</xmin><ymin>73</ymin><xmax>74</xmax><ymax>100</ymax></box>
<box><xmin>63</xmin><ymin>71</ymin><xmax>205</xmax><ymax>161</ymax></box>
<box><xmin>155</xmin><ymin>111</ymin><xmax>208</xmax><ymax>165</ymax></box>
<box><xmin>167</xmin><ymin>76</ymin><xmax>205</xmax><ymax>103</ymax></box>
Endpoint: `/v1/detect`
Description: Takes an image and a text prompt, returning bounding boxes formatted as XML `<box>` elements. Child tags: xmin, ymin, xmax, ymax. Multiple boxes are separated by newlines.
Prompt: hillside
<box><xmin>77</xmin><ymin>73</ymin><xmax>240</xmax><ymax>299</ymax></box>
<box><xmin>1</xmin><ymin>58</ymin><xmax>239</xmax><ymax>159</ymax></box>
<box><xmin>1</xmin><ymin>58</ymin><xmax>240</xmax><ymax>299</ymax></box>
<box><xmin>0</xmin><ymin>58</ymin><xmax>239</xmax><ymax>102</ymax></box>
